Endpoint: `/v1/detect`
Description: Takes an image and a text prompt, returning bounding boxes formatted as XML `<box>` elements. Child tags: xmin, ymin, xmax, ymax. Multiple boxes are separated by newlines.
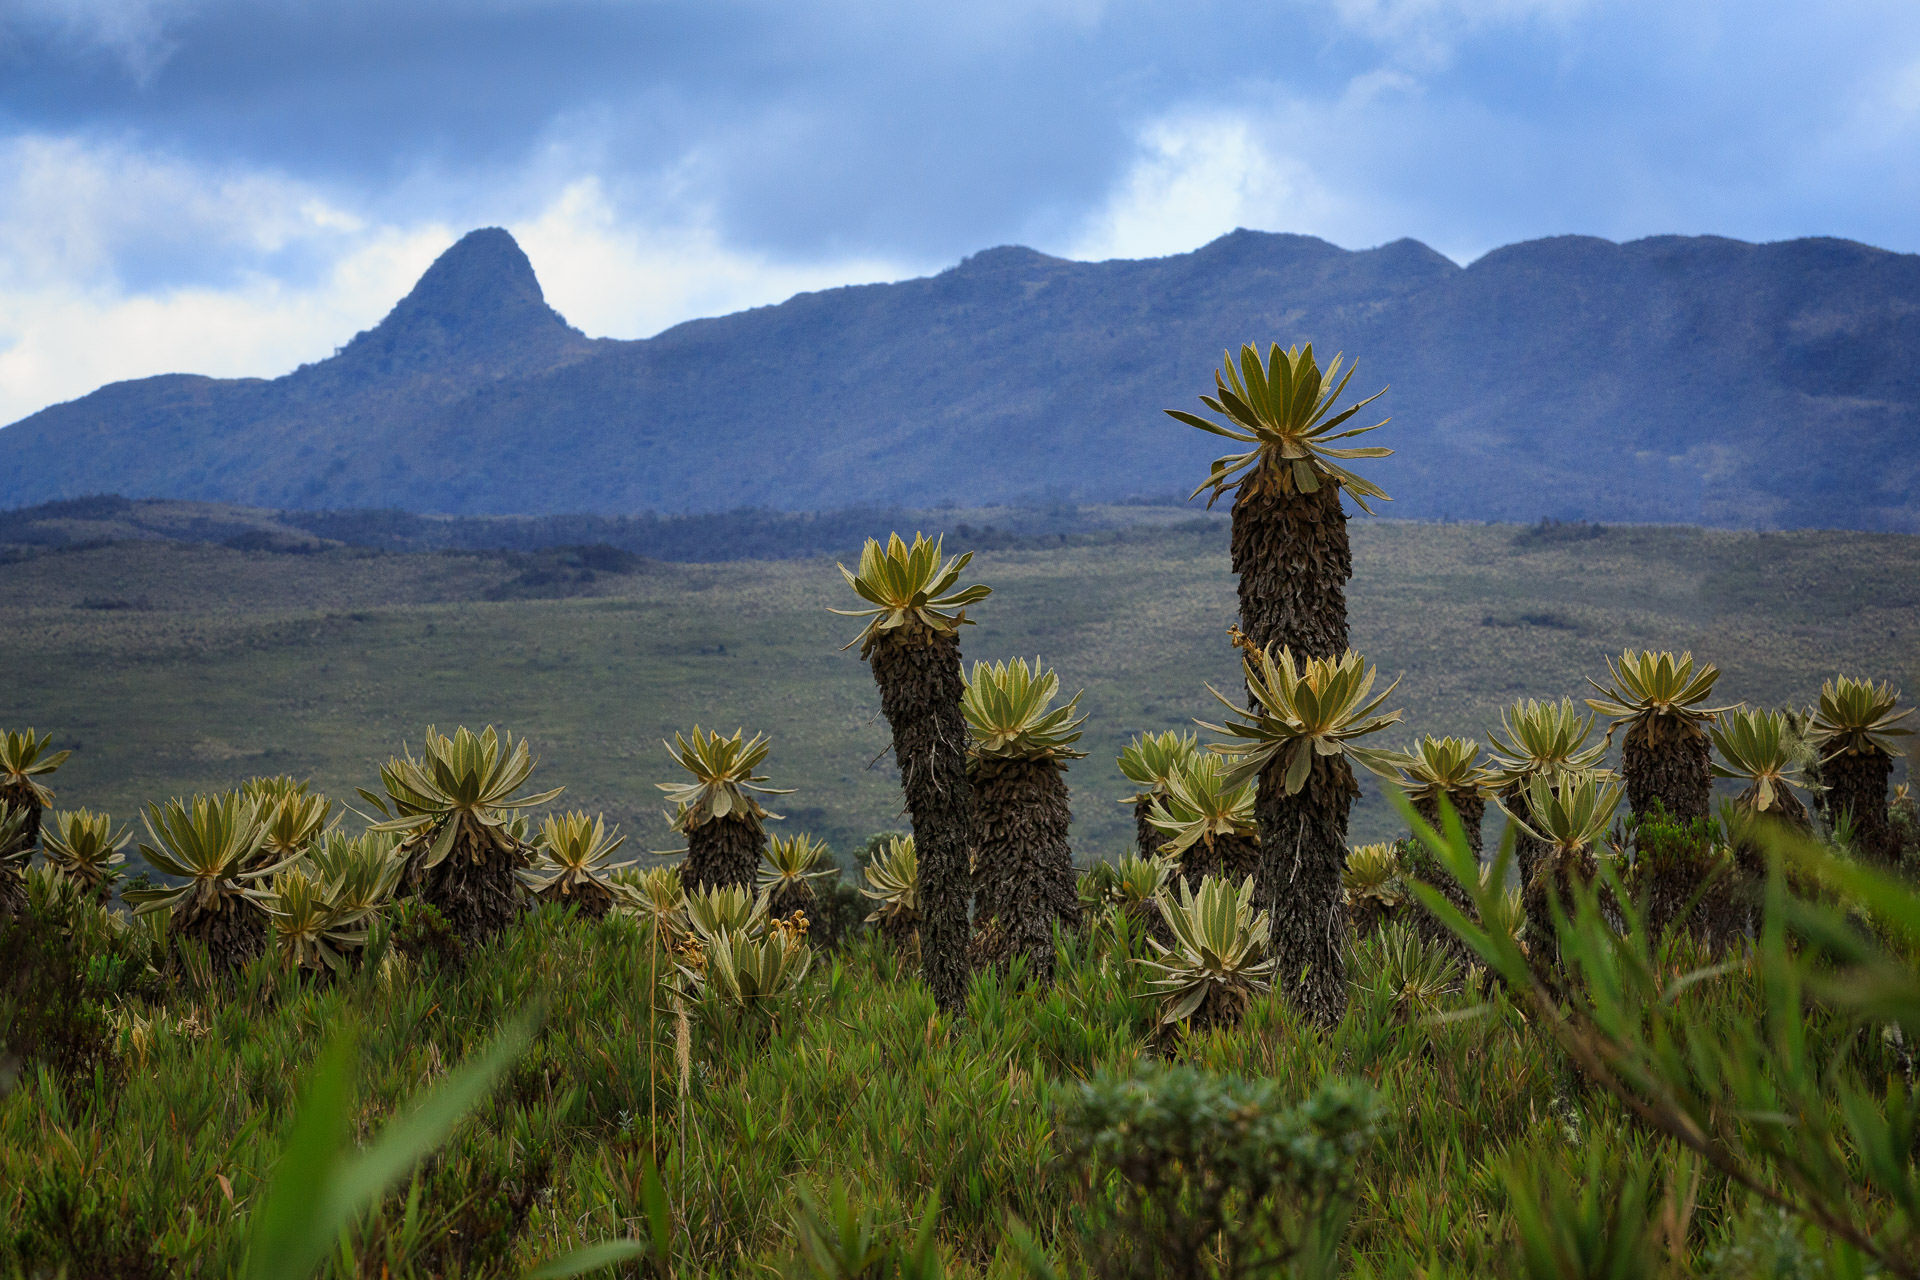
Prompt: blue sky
<box><xmin>1</xmin><ymin>0</ymin><xmax>1916</xmax><ymax>424</ymax></box>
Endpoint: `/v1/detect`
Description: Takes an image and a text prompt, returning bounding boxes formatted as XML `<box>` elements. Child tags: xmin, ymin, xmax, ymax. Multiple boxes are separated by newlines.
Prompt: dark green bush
<box><xmin>1056</xmin><ymin>1065</ymin><xmax>1382</xmax><ymax>1280</ymax></box>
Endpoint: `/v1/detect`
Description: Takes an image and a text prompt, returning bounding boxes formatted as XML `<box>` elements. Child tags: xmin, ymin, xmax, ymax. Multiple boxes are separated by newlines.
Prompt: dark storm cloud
<box><xmin>3</xmin><ymin>1</ymin><xmax>1918</xmax><ymax>280</ymax></box>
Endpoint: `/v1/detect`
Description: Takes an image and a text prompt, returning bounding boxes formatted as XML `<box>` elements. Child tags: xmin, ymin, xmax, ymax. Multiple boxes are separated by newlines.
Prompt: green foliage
<box><xmin>832</xmin><ymin>532</ymin><xmax>991</xmax><ymax>656</ymax></box>
<box><xmin>859</xmin><ymin>836</ymin><xmax>919</xmax><ymax>931</ymax></box>
<box><xmin>1202</xmin><ymin>646</ymin><xmax>1404</xmax><ymax>793</ymax></box>
<box><xmin>1405</xmin><ymin>790</ymin><xmax>1920</xmax><ymax>1278</ymax></box>
<box><xmin>1055</xmin><ymin>1065</ymin><xmax>1383</xmax><ymax>1279</ymax></box>
<box><xmin>0</xmin><ymin>727</ymin><xmax>71</xmax><ymax>808</ymax></box>
<box><xmin>366</xmin><ymin>725</ymin><xmax>564</xmax><ymax>870</ymax></box>
<box><xmin>0</xmin><ymin>871</ymin><xmax>160</xmax><ymax>1081</ymax></box>
<box><xmin>658</xmin><ymin>726</ymin><xmax>792</xmax><ymax>832</ymax></box>
<box><xmin>1487</xmin><ymin>697</ymin><xmax>1609</xmax><ymax>788</ymax></box>
<box><xmin>1810</xmin><ymin>674</ymin><xmax>1913</xmax><ymax>760</ymax></box>
<box><xmin>1585</xmin><ymin>649</ymin><xmax>1732</xmax><ymax>748</ymax></box>
<box><xmin>1500</xmin><ymin>772</ymin><xmax>1623</xmax><ymax>854</ymax></box>
<box><xmin>1711</xmin><ymin>708</ymin><xmax>1810</xmax><ymax>815</ymax></box>
<box><xmin>1116</xmin><ymin>728</ymin><xmax>1200</xmax><ymax>805</ymax></box>
<box><xmin>1167</xmin><ymin>341</ymin><xmax>1392</xmax><ymax>512</ymax></box>
<box><xmin>521</xmin><ymin>810</ymin><xmax>635</xmax><ymax>899</ymax></box>
<box><xmin>39</xmin><ymin>808</ymin><xmax>131</xmax><ymax>899</ymax></box>
<box><xmin>125</xmin><ymin>791</ymin><xmax>278</xmax><ymax>916</ymax></box>
<box><xmin>1394</xmin><ymin>735</ymin><xmax>1492</xmax><ymax>803</ymax></box>
<box><xmin>1140</xmin><ymin>875</ymin><xmax>1276</xmax><ymax>1029</ymax></box>
<box><xmin>961</xmin><ymin>657</ymin><xmax>1088</xmax><ymax>760</ymax></box>
<box><xmin>759</xmin><ymin>831</ymin><xmax>834</xmax><ymax>898</ymax></box>
<box><xmin>1145</xmin><ymin>754</ymin><xmax>1256</xmax><ymax>857</ymax></box>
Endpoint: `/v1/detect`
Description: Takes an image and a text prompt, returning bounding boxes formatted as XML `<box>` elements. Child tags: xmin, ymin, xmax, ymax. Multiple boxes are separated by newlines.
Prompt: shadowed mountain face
<box><xmin>2</xmin><ymin>227</ymin><xmax>1914</xmax><ymax>529</ymax></box>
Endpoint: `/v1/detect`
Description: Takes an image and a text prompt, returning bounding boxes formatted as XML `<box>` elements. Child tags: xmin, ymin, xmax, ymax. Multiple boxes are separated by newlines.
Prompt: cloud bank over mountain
<box><xmin>2</xmin><ymin>0</ymin><xmax>1917</xmax><ymax>425</ymax></box>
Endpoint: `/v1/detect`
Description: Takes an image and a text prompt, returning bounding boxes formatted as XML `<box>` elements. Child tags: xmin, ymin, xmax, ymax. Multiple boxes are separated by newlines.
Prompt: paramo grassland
<box><xmin>1</xmin><ymin>514</ymin><xmax>1914</xmax><ymax>876</ymax></box>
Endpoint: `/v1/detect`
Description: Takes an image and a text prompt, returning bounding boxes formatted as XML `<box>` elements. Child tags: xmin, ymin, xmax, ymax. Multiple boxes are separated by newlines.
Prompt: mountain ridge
<box><xmin>2</xmin><ymin>225</ymin><xmax>1913</xmax><ymax>529</ymax></box>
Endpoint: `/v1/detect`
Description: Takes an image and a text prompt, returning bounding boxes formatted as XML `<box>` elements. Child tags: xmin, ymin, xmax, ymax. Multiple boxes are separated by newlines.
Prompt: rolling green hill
<box><xmin>3</xmin><ymin>517</ymin><xmax>1914</xmax><ymax>879</ymax></box>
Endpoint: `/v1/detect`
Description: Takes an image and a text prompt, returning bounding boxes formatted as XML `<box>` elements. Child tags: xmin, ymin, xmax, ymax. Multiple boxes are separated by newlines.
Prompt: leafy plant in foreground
<box><xmin>1713</xmin><ymin>707</ymin><xmax>1814</xmax><ymax>831</ymax></box>
<box><xmin>1145</xmin><ymin>753</ymin><xmax>1259</xmax><ymax>891</ymax></box>
<box><xmin>262</xmin><ymin>865</ymin><xmax>368</xmax><ymax>977</ymax></box>
<box><xmin>0</xmin><ymin>727</ymin><xmax>70</xmax><ymax>866</ymax></box>
<box><xmin>1407</xmin><ymin>792</ymin><xmax>1920</xmax><ymax>1278</ymax></box>
<box><xmin>126</xmin><ymin>792</ymin><xmax>279</xmax><ymax>972</ymax></box>
<box><xmin>1055</xmin><ymin>1065</ymin><xmax>1383</xmax><ymax>1280</ymax></box>
<box><xmin>1341</xmin><ymin>842</ymin><xmax>1406</xmax><ymax>938</ymax></box>
<box><xmin>759</xmin><ymin>832</ymin><xmax>834</xmax><ymax>920</ymax></box>
<box><xmin>243</xmin><ymin>776</ymin><xmax>335</xmax><ymax>870</ymax></box>
<box><xmin>0</xmin><ymin>803</ymin><xmax>31</xmax><ymax>920</ymax></box>
<box><xmin>242</xmin><ymin>1012</ymin><xmax>643</xmax><ymax>1280</ymax></box>
<box><xmin>1497</xmin><ymin>771</ymin><xmax>1623</xmax><ymax>964</ymax></box>
<box><xmin>1807</xmin><ymin>675</ymin><xmax>1913</xmax><ymax>867</ymax></box>
<box><xmin>1395</xmin><ymin>735</ymin><xmax>1493</xmax><ymax>859</ymax></box>
<box><xmin>1487</xmin><ymin>698</ymin><xmax>1610</xmax><ymax>905</ymax></box>
<box><xmin>859</xmin><ymin>835</ymin><xmax>920</xmax><ymax>952</ymax></box>
<box><xmin>522</xmin><ymin>811</ymin><xmax>635</xmax><ymax>918</ymax></box>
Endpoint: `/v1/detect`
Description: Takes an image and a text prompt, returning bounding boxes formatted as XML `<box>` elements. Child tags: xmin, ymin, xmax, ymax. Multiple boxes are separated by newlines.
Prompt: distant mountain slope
<box><xmin>2</xmin><ymin>226</ymin><xmax>1914</xmax><ymax>529</ymax></box>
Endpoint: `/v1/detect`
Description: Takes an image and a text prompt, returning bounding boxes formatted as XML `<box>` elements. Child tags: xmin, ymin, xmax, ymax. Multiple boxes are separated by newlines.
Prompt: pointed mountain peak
<box><xmin>400</xmin><ymin>227</ymin><xmax>548</xmax><ymax>319</ymax></box>
<box><xmin>332</xmin><ymin>227</ymin><xmax>591</xmax><ymax>379</ymax></box>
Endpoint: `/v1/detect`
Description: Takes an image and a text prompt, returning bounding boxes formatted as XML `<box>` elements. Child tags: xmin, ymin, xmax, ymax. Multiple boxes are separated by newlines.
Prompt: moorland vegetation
<box><xmin>3</xmin><ymin>342</ymin><xmax>1919</xmax><ymax>1277</ymax></box>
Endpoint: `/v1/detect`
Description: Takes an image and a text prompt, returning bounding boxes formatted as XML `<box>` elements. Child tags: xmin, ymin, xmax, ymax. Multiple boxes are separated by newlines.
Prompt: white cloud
<box><xmin>1062</xmin><ymin>112</ymin><xmax>1349</xmax><ymax>262</ymax></box>
<box><xmin>0</xmin><ymin>135</ymin><xmax>922</xmax><ymax>426</ymax></box>
<box><xmin>510</xmin><ymin>176</ymin><xmax>915</xmax><ymax>340</ymax></box>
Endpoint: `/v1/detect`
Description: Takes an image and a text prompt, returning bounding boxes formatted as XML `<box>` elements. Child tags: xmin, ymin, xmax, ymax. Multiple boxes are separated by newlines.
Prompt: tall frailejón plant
<box><xmin>833</xmin><ymin>532</ymin><xmax>990</xmax><ymax>1013</ymax></box>
<box><xmin>126</xmin><ymin>792</ymin><xmax>281</xmax><ymax>971</ymax></box>
<box><xmin>0</xmin><ymin>728</ymin><xmax>70</xmax><ymax>871</ymax></box>
<box><xmin>962</xmin><ymin>657</ymin><xmax>1086</xmax><ymax>985</ymax></box>
<box><xmin>1396</xmin><ymin>735</ymin><xmax>1493</xmax><ymax>859</ymax></box>
<box><xmin>659</xmin><ymin>727</ymin><xmax>791</xmax><ymax>893</ymax></box>
<box><xmin>1117</xmin><ymin>730</ymin><xmax>1199</xmax><ymax>857</ymax></box>
<box><xmin>1393</xmin><ymin>736</ymin><xmax>1494</xmax><ymax>944</ymax></box>
<box><xmin>1808</xmin><ymin>676</ymin><xmax>1913</xmax><ymax>866</ymax></box>
<box><xmin>521</xmin><ymin>811</ymin><xmax>635</xmax><ymax>919</ymax></box>
<box><xmin>1146</xmin><ymin>753</ymin><xmax>1260</xmax><ymax>890</ymax></box>
<box><xmin>1487</xmin><ymin>699</ymin><xmax>1608</xmax><ymax>895</ymax></box>
<box><xmin>1586</xmin><ymin>650</ymin><xmax>1731</xmax><ymax>823</ymax></box>
<box><xmin>1497</xmin><ymin>771</ymin><xmax>1622</xmax><ymax>965</ymax></box>
<box><xmin>760</xmin><ymin>833</ymin><xmax>834</xmax><ymax>921</ymax></box>
<box><xmin>366</xmin><ymin>725</ymin><xmax>563</xmax><ymax>945</ymax></box>
<box><xmin>40</xmin><ymin>809</ymin><xmax>131</xmax><ymax>903</ymax></box>
<box><xmin>1712</xmin><ymin>707</ymin><xmax>1815</xmax><ymax>935</ymax></box>
<box><xmin>1713</xmin><ymin>708</ymin><xmax>1814</xmax><ymax>831</ymax></box>
<box><xmin>0</xmin><ymin>804</ymin><xmax>31</xmax><ymax>919</ymax></box>
<box><xmin>1169</xmin><ymin>342</ymin><xmax>1390</xmax><ymax>665</ymax></box>
<box><xmin>1204</xmin><ymin>646</ymin><xmax>1403</xmax><ymax>1026</ymax></box>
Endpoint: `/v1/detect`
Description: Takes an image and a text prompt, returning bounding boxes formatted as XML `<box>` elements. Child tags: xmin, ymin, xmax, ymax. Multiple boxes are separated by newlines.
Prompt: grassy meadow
<box><xmin>6</xmin><ymin>509</ymin><xmax>1920</xmax><ymax>1278</ymax></box>
<box><xmin>2</xmin><ymin>516</ymin><xmax>1914</xmax><ymax>871</ymax></box>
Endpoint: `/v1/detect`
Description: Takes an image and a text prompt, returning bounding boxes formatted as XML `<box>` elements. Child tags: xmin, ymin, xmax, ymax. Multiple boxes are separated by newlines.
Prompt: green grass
<box><xmin>3</xmin><ymin>880</ymin><xmax>1874</xmax><ymax>1278</ymax></box>
<box><xmin>3</xmin><ymin>520</ymin><xmax>1915</xmax><ymax>874</ymax></box>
